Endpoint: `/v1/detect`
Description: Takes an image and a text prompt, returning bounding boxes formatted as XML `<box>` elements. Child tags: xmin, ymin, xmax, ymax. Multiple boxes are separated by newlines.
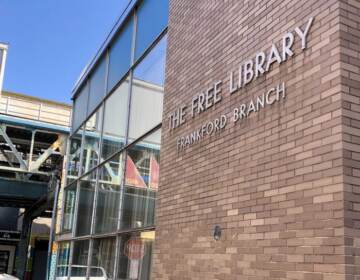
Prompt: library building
<box><xmin>54</xmin><ymin>0</ymin><xmax>360</xmax><ymax>279</ymax></box>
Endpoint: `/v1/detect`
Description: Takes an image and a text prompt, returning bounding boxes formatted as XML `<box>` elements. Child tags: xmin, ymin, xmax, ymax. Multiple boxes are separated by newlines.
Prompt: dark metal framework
<box><xmin>0</xmin><ymin>117</ymin><xmax>69</xmax><ymax>279</ymax></box>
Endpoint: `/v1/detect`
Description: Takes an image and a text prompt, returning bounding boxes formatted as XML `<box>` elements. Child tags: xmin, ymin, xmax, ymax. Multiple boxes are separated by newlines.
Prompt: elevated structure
<box><xmin>0</xmin><ymin>90</ymin><xmax>71</xmax><ymax>279</ymax></box>
<box><xmin>0</xmin><ymin>91</ymin><xmax>71</xmax><ymax>206</ymax></box>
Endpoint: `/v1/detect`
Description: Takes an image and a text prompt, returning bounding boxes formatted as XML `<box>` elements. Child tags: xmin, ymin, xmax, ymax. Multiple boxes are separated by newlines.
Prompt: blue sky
<box><xmin>0</xmin><ymin>0</ymin><xmax>129</xmax><ymax>104</ymax></box>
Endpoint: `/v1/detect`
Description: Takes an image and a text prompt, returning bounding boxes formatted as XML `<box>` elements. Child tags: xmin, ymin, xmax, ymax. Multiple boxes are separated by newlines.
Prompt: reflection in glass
<box><xmin>88</xmin><ymin>57</ymin><xmax>107</xmax><ymax>115</ymax></box>
<box><xmin>72</xmin><ymin>83</ymin><xmax>89</xmax><ymax>132</ymax></box>
<box><xmin>62</xmin><ymin>183</ymin><xmax>77</xmax><ymax>232</ymax></box>
<box><xmin>135</xmin><ymin>0</ymin><xmax>168</xmax><ymax>59</ymax></box>
<box><xmin>122</xmin><ymin>130</ymin><xmax>161</xmax><ymax>230</ymax></box>
<box><xmin>123</xmin><ymin>187</ymin><xmax>156</xmax><ymax>229</ymax></box>
<box><xmin>82</xmin><ymin>107</ymin><xmax>103</xmax><ymax>174</ymax></box>
<box><xmin>71</xmin><ymin>240</ymin><xmax>90</xmax><ymax>277</ymax></box>
<box><xmin>75</xmin><ymin>171</ymin><xmax>97</xmax><ymax>236</ymax></box>
<box><xmin>95</xmin><ymin>153</ymin><xmax>123</xmax><ymax>234</ymax></box>
<box><xmin>56</xmin><ymin>242</ymin><xmax>70</xmax><ymax>278</ymax></box>
<box><xmin>91</xmin><ymin>238</ymin><xmax>116</xmax><ymax>279</ymax></box>
<box><xmin>101</xmin><ymin>79</ymin><xmax>129</xmax><ymax>161</ymax></box>
<box><xmin>67</xmin><ymin>129</ymin><xmax>83</xmax><ymax>184</ymax></box>
<box><xmin>107</xmin><ymin>17</ymin><xmax>133</xmax><ymax>93</ymax></box>
<box><xmin>117</xmin><ymin>231</ymin><xmax>155</xmax><ymax>280</ymax></box>
<box><xmin>128</xmin><ymin>36</ymin><xmax>167</xmax><ymax>142</ymax></box>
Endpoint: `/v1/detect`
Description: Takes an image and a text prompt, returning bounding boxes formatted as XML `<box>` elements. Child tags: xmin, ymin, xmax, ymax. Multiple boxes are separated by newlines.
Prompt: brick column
<box><xmin>153</xmin><ymin>0</ymin><xmax>359</xmax><ymax>279</ymax></box>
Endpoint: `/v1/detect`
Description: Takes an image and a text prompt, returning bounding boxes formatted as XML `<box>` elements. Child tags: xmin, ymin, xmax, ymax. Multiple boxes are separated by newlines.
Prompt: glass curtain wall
<box><xmin>57</xmin><ymin>0</ymin><xmax>168</xmax><ymax>279</ymax></box>
<box><xmin>56</xmin><ymin>242</ymin><xmax>70</xmax><ymax>278</ymax></box>
<box><xmin>66</xmin><ymin>128</ymin><xmax>83</xmax><ymax>185</ymax></box>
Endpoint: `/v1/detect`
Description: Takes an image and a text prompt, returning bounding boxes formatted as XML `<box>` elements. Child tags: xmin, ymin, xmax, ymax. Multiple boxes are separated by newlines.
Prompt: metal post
<box><xmin>5</xmin><ymin>96</ymin><xmax>10</xmax><ymax>114</ymax></box>
<box><xmin>16</xmin><ymin>211</ymin><xmax>33</xmax><ymax>280</ymax></box>
<box><xmin>59</xmin><ymin>137</ymin><xmax>71</xmax><ymax>233</ymax></box>
<box><xmin>46</xmin><ymin>174</ymin><xmax>61</xmax><ymax>280</ymax></box>
<box><xmin>114</xmin><ymin>8</ymin><xmax>137</xmax><ymax>278</ymax></box>
<box><xmin>67</xmin><ymin>241</ymin><xmax>75</xmax><ymax>280</ymax></box>
<box><xmin>69</xmin><ymin>127</ymin><xmax>85</xmax><ymax>280</ymax></box>
<box><xmin>28</xmin><ymin>130</ymin><xmax>36</xmax><ymax>171</ymax></box>
<box><xmin>0</xmin><ymin>43</ymin><xmax>8</xmax><ymax>97</ymax></box>
<box><xmin>86</xmin><ymin>167</ymin><xmax>100</xmax><ymax>280</ymax></box>
<box><xmin>85</xmin><ymin>239</ymin><xmax>93</xmax><ymax>280</ymax></box>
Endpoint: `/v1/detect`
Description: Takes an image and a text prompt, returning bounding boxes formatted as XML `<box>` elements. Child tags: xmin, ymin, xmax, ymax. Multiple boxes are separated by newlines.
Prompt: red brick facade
<box><xmin>153</xmin><ymin>0</ymin><xmax>360</xmax><ymax>279</ymax></box>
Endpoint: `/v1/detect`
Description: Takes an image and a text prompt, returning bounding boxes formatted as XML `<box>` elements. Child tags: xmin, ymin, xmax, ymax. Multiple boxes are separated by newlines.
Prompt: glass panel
<box><xmin>67</xmin><ymin>128</ymin><xmax>83</xmax><ymax>185</ymax></box>
<box><xmin>117</xmin><ymin>231</ymin><xmax>155</xmax><ymax>280</ymax></box>
<box><xmin>82</xmin><ymin>107</ymin><xmax>103</xmax><ymax>174</ymax></box>
<box><xmin>128</xmin><ymin>36</ymin><xmax>166</xmax><ymax>142</ymax></box>
<box><xmin>91</xmin><ymin>238</ymin><xmax>116</xmax><ymax>279</ymax></box>
<box><xmin>62</xmin><ymin>183</ymin><xmax>77</xmax><ymax>232</ymax></box>
<box><xmin>101</xmin><ymin>78</ymin><xmax>130</xmax><ymax>161</ymax></box>
<box><xmin>75</xmin><ymin>171</ymin><xmax>97</xmax><ymax>236</ymax></box>
<box><xmin>56</xmin><ymin>242</ymin><xmax>70</xmax><ymax>278</ymax></box>
<box><xmin>72</xmin><ymin>83</ymin><xmax>89</xmax><ymax>132</ymax></box>
<box><xmin>88</xmin><ymin>57</ymin><xmax>107</xmax><ymax>115</ymax></box>
<box><xmin>71</xmin><ymin>240</ymin><xmax>89</xmax><ymax>277</ymax></box>
<box><xmin>135</xmin><ymin>0</ymin><xmax>168</xmax><ymax>59</ymax></box>
<box><xmin>107</xmin><ymin>17</ymin><xmax>133</xmax><ymax>93</ymax></box>
<box><xmin>121</xmin><ymin>129</ymin><xmax>161</xmax><ymax>230</ymax></box>
<box><xmin>95</xmin><ymin>152</ymin><xmax>123</xmax><ymax>234</ymax></box>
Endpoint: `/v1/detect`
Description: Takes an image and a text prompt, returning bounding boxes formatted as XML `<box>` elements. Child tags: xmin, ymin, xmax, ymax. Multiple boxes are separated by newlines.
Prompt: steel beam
<box><xmin>0</xmin><ymin>125</ymin><xmax>28</xmax><ymax>170</ymax></box>
<box><xmin>29</xmin><ymin>135</ymin><xmax>66</xmax><ymax>172</ymax></box>
<box><xmin>16</xmin><ymin>210</ymin><xmax>32</xmax><ymax>280</ymax></box>
<box><xmin>0</xmin><ymin>177</ymin><xmax>48</xmax><ymax>207</ymax></box>
<box><xmin>0</xmin><ymin>165</ymin><xmax>49</xmax><ymax>175</ymax></box>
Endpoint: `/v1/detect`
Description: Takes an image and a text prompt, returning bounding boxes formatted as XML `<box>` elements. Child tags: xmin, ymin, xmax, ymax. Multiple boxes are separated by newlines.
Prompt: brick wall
<box><xmin>340</xmin><ymin>0</ymin><xmax>360</xmax><ymax>279</ymax></box>
<box><xmin>153</xmin><ymin>0</ymin><xmax>359</xmax><ymax>279</ymax></box>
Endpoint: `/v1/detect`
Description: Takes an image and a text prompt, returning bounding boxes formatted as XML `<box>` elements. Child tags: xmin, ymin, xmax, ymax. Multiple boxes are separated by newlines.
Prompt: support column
<box><xmin>16</xmin><ymin>211</ymin><xmax>33</xmax><ymax>280</ymax></box>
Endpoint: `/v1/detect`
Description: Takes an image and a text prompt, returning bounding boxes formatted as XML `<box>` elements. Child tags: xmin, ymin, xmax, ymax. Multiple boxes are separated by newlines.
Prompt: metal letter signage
<box><xmin>168</xmin><ymin>17</ymin><xmax>315</xmax><ymax>151</ymax></box>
